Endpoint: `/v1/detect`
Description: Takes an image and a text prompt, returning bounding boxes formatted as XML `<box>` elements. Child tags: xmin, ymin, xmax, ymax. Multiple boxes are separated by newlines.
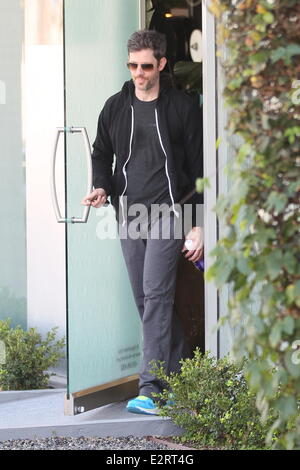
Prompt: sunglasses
<box><xmin>127</xmin><ymin>62</ymin><xmax>155</xmax><ymax>71</ymax></box>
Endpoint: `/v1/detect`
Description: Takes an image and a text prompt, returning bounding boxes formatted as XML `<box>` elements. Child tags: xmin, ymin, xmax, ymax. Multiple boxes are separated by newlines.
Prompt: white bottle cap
<box><xmin>185</xmin><ymin>239</ymin><xmax>194</xmax><ymax>250</ymax></box>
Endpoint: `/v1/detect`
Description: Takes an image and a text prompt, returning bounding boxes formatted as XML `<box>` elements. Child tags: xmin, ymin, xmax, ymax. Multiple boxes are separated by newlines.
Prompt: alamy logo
<box><xmin>95</xmin><ymin>199</ymin><xmax>204</xmax><ymax>241</ymax></box>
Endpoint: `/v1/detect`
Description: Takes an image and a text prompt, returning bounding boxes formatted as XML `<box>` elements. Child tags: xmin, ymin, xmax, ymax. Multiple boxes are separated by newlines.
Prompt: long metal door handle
<box><xmin>51</xmin><ymin>126</ymin><xmax>93</xmax><ymax>223</ymax></box>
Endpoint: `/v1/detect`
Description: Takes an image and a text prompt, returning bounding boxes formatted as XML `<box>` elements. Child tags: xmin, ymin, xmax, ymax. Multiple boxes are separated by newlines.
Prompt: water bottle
<box><xmin>184</xmin><ymin>239</ymin><xmax>204</xmax><ymax>272</ymax></box>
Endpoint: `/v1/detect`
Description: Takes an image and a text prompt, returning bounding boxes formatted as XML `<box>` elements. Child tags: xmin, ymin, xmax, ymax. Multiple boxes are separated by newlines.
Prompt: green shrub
<box><xmin>151</xmin><ymin>349</ymin><xmax>278</xmax><ymax>450</ymax></box>
<box><xmin>0</xmin><ymin>319</ymin><xmax>65</xmax><ymax>390</ymax></box>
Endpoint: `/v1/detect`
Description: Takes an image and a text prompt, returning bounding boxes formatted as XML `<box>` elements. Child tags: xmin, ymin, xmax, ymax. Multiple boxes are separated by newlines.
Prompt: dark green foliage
<box><xmin>0</xmin><ymin>319</ymin><xmax>65</xmax><ymax>390</ymax></box>
<box><xmin>151</xmin><ymin>349</ymin><xmax>278</xmax><ymax>449</ymax></box>
<box><xmin>204</xmin><ymin>0</ymin><xmax>300</xmax><ymax>449</ymax></box>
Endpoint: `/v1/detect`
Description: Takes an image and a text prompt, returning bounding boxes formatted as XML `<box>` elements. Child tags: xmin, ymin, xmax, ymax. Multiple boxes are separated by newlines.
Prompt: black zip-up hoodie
<box><xmin>91</xmin><ymin>74</ymin><xmax>203</xmax><ymax>226</ymax></box>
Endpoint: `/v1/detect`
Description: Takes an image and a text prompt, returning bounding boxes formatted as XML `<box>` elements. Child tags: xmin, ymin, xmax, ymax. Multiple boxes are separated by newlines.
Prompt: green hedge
<box><xmin>152</xmin><ymin>349</ymin><xmax>278</xmax><ymax>449</ymax></box>
<box><xmin>0</xmin><ymin>319</ymin><xmax>65</xmax><ymax>390</ymax></box>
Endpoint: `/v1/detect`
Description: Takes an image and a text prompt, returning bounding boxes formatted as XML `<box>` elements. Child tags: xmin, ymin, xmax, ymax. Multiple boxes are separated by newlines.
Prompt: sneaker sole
<box><xmin>126</xmin><ymin>405</ymin><xmax>159</xmax><ymax>415</ymax></box>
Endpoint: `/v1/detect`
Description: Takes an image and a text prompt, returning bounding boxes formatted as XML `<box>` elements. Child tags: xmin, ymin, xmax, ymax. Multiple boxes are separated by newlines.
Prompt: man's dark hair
<box><xmin>127</xmin><ymin>29</ymin><xmax>167</xmax><ymax>61</ymax></box>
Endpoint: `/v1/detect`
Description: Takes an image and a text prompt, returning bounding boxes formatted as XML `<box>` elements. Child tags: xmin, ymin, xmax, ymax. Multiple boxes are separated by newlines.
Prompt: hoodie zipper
<box><xmin>155</xmin><ymin>108</ymin><xmax>179</xmax><ymax>219</ymax></box>
<box><xmin>120</xmin><ymin>105</ymin><xmax>134</xmax><ymax>226</ymax></box>
<box><xmin>120</xmin><ymin>104</ymin><xmax>179</xmax><ymax>226</ymax></box>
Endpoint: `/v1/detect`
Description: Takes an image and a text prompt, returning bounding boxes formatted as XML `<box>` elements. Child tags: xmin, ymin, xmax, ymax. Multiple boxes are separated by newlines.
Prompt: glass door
<box><xmin>61</xmin><ymin>0</ymin><xmax>142</xmax><ymax>414</ymax></box>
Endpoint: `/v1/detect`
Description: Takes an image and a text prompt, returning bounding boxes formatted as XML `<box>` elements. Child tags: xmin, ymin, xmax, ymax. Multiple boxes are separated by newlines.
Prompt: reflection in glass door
<box><xmin>62</xmin><ymin>0</ymin><xmax>142</xmax><ymax>414</ymax></box>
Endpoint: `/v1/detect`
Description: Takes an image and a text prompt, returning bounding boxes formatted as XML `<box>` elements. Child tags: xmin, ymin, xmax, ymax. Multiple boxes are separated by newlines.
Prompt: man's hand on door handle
<box><xmin>82</xmin><ymin>188</ymin><xmax>107</xmax><ymax>208</ymax></box>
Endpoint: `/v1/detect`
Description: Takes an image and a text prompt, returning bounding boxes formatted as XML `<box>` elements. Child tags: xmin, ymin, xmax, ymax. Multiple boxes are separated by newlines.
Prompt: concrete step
<box><xmin>0</xmin><ymin>389</ymin><xmax>183</xmax><ymax>441</ymax></box>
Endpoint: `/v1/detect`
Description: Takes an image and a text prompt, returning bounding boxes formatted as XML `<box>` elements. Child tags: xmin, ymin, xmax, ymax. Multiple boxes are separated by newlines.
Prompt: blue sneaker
<box><xmin>126</xmin><ymin>395</ymin><xmax>159</xmax><ymax>415</ymax></box>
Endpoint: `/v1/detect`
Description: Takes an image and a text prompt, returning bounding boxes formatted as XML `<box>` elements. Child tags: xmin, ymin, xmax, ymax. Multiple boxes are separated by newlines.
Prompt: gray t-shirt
<box><xmin>123</xmin><ymin>95</ymin><xmax>172</xmax><ymax>220</ymax></box>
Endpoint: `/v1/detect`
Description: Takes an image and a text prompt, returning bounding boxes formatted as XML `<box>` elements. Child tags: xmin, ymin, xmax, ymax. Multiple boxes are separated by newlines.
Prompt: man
<box><xmin>82</xmin><ymin>30</ymin><xmax>204</xmax><ymax>415</ymax></box>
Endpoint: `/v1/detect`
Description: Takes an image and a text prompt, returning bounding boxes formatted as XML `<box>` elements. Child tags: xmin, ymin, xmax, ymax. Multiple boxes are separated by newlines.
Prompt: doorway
<box><xmin>0</xmin><ymin>0</ymin><xmax>208</xmax><ymax>414</ymax></box>
<box><xmin>146</xmin><ymin>1</ymin><xmax>205</xmax><ymax>354</ymax></box>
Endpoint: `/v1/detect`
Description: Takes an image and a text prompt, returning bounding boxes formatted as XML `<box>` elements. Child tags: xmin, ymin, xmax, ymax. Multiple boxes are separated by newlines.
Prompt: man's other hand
<box><xmin>81</xmin><ymin>188</ymin><xmax>107</xmax><ymax>208</ymax></box>
<box><xmin>182</xmin><ymin>226</ymin><xmax>204</xmax><ymax>263</ymax></box>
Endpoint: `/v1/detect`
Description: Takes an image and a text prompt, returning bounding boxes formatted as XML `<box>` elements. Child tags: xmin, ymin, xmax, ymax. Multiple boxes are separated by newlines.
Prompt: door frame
<box><xmin>24</xmin><ymin>0</ymin><xmax>219</xmax><ymax>415</ymax></box>
<box><xmin>202</xmin><ymin>1</ymin><xmax>219</xmax><ymax>356</ymax></box>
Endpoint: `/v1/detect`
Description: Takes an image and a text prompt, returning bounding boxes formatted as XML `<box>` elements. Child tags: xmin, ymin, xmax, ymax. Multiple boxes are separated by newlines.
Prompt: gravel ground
<box><xmin>0</xmin><ymin>436</ymin><xmax>177</xmax><ymax>451</ymax></box>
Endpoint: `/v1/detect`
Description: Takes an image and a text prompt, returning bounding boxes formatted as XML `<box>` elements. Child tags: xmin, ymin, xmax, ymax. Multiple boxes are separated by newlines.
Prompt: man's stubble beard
<box><xmin>134</xmin><ymin>76</ymin><xmax>158</xmax><ymax>92</ymax></box>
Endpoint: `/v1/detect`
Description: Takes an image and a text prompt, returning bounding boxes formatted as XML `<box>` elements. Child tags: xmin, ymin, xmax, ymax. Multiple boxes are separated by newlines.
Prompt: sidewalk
<box><xmin>0</xmin><ymin>389</ymin><xmax>184</xmax><ymax>441</ymax></box>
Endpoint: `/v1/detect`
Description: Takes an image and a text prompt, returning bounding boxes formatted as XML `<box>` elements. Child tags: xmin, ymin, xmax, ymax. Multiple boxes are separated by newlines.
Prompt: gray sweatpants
<box><xmin>119</xmin><ymin>212</ymin><xmax>191</xmax><ymax>400</ymax></box>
